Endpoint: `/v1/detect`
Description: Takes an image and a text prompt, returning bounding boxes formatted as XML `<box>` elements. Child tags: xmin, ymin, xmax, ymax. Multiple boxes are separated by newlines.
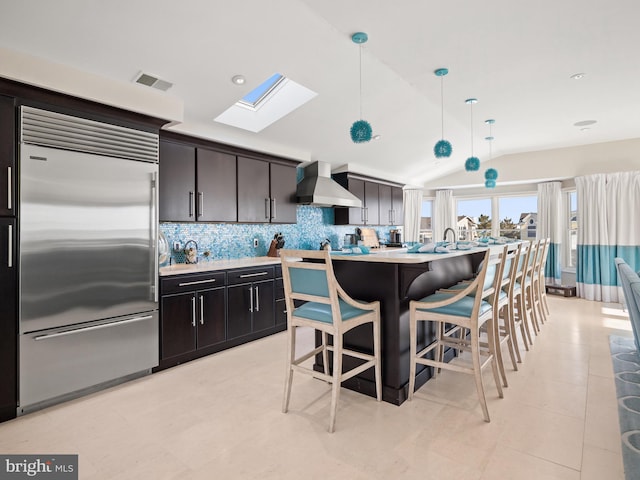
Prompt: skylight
<box><xmin>215</xmin><ymin>73</ymin><xmax>317</xmax><ymax>133</ymax></box>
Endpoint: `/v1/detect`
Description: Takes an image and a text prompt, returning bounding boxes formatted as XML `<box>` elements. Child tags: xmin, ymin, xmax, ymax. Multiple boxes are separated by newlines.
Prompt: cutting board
<box><xmin>359</xmin><ymin>227</ymin><xmax>379</xmax><ymax>247</ymax></box>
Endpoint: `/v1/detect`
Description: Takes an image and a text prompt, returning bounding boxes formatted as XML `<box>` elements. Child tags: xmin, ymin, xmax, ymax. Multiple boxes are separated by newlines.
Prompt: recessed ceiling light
<box><xmin>580</xmin><ymin>127</ymin><xmax>591</xmax><ymax>132</ymax></box>
<box><xmin>373</xmin><ymin>134</ymin><xmax>381</xmax><ymax>140</ymax></box>
<box><xmin>231</xmin><ymin>75</ymin><xmax>246</xmax><ymax>85</ymax></box>
<box><xmin>570</xmin><ymin>73</ymin><xmax>586</xmax><ymax>80</ymax></box>
<box><xmin>574</xmin><ymin>120</ymin><xmax>597</xmax><ymax>127</ymax></box>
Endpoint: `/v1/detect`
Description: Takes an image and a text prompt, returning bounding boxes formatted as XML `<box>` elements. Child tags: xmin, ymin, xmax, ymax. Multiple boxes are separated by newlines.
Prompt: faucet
<box><xmin>443</xmin><ymin>227</ymin><xmax>456</xmax><ymax>244</ymax></box>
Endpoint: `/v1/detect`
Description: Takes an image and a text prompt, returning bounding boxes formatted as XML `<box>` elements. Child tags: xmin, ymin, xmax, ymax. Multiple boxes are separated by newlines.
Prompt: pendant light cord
<box><xmin>359</xmin><ymin>45</ymin><xmax>363</xmax><ymax>119</ymax></box>
<box><xmin>440</xmin><ymin>76</ymin><xmax>444</xmax><ymax>139</ymax></box>
<box><xmin>470</xmin><ymin>102</ymin><xmax>474</xmax><ymax>156</ymax></box>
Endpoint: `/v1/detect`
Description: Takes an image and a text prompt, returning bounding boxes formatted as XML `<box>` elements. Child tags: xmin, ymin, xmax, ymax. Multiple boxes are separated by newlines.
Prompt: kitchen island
<box><xmin>325</xmin><ymin>248</ymin><xmax>487</xmax><ymax>405</ymax></box>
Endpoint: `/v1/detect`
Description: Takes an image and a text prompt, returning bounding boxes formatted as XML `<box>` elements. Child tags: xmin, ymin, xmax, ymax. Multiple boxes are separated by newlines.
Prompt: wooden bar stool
<box><xmin>279</xmin><ymin>249</ymin><xmax>382</xmax><ymax>433</ymax></box>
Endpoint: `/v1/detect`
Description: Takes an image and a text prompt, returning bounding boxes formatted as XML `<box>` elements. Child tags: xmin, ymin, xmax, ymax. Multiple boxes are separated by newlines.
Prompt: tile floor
<box><xmin>0</xmin><ymin>296</ymin><xmax>628</xmax><ymax>479</ymax></box>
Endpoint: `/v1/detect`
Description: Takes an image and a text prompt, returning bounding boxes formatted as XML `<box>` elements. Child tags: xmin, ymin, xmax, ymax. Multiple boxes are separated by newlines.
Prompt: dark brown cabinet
<box><xmin>379</xmin><ymin>185</ymin><xmax>404</xmax><ymax>226</ymax></box>
<box><xmin>334</xmin><ymin>172</ymin><xmax>404</xmax><ymax>226</ymax></box>
<box><xmin>0</xmin><ymin>218</ymin><xmax>16</xmax><ymax>422</ymax></box>
<box><xmin>159</xmin><ymin>139</ymin><xmax>238</xmax><ymax>222</ymax></box>
<box><xmin>227</xmin><ymin>266</ymin><xmax>275</xmax><ymax>338</ymax></box>
<box><xmin>159</xmin><ymin>272</ymin><xmax>227</xmax><ymax>367</ymax></box>
<box><xmin>237</xmin><ymin>157</ymin><xmax>297</xmax><ymax>224</ymax></box>
<box><xmin>159</xmin><ymin>140</ymin><xmax>196</xmax><ymax>222</ymax></box>
<box><xmin>274</xmin><ymin>265</ymin><xmax>287</xmax><ymax>327</ymax></box>
<box><xmin>0</xmin><ymin>95</ymin><xmax>15</xmax><ymax>217</ymax></box>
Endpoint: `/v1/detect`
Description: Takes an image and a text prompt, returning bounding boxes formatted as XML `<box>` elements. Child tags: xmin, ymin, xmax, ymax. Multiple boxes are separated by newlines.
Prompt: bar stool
<box><xmin>523</xmin><ymin>240</ymin><xmax>541</xmax><ymax>335</ymax></box>
<box><xmin>537</xmin><ymin>238</ymin><xmax>551</xmax><ymax>321</ymax></box>
<box><xmin>279</xmin><ymin>249</ymin><xmax>382</xmax><ymax>433</ymax></box>
<box><xmin>511</xmin><ymin>241</ymin><xmax>533</xmax><ymax>356</ymax></box>
<box><xmin>408</xmin><ymin>248</ymin><xmax>505</xmax><ymax>422</ymax></box>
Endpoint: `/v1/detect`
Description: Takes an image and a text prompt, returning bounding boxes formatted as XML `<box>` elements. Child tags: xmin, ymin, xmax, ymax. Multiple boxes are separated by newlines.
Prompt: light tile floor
<box><xmin>0</xmin><ymin>296</ymin><xmax>627</xmax><ymax>479</ymax></box>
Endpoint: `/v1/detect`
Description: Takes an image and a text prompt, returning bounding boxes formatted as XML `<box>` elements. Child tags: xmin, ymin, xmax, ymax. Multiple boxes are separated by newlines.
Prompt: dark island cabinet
<box><xmin>159</xmin><ymin>139</ymin><xmax>237</xmax><ymax>222</ymax></box>
<box><xmin>237</xmin><ymin>157</ymin><xmax>297</xmax><ymax>224</ymax></box>
<box><xmin>159</xmin><ymin>272</ymin><xmax>227</xmax><ymax>368</ymax></box>
<box><xmin>274</xmin><ymin>265</ymin><xmax>287</xmax><ymax>327</ymax></box>
<box><xmin>0</xmin><ymin>218</ymin><xmax>16</xmax><ymax>422</ymax></box>
<box><xmin>227</xmin><ymin>266</ymin><xmax>276</xmax><ymax>337</ymax></box>
<box><xmin>0</xmin><ymin>95</ymin><xmax>15</xmax><ymax>217</ymax></box>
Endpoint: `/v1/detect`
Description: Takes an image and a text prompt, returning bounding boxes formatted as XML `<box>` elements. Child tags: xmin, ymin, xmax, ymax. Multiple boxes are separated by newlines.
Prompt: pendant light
<box><xmin>464</xmin><ymin>98</ymin><xmax>480</xmax><ymax>171</ymax></box>
<box><xmin>484</xmin><ymin>119</ymin><xmax>498</xmax><ymax>188</ymax></box>
<box><xmin>433</xmin><ymin>68</ymin><xmax>452</xmax><ymax>158</ymax></box>
<box><xmin>350</xmin><ymin>32</ymin><xmax>372</xmax><ymax>143</ymax></box>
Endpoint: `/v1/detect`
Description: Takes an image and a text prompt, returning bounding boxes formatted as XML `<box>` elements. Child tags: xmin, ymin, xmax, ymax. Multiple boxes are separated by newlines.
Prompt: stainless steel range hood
<box><xmin>296</xmin><ymin>161</ymin><xmax>362</xmax><ymax>208</ymax></box>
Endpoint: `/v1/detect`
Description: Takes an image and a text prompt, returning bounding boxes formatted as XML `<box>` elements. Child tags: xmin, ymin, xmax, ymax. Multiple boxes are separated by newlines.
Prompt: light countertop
<box><xmin>160</xmin><ymin>256</ymin><xmax>281</xmax><ymax>276</ymax></box>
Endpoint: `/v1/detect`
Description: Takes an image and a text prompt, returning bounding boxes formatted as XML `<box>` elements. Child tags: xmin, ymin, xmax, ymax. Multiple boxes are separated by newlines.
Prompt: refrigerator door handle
<box><xmin>152</xmin><ymin>172</ymin><xmax>159</xmax><ymax>302</ymax></box>
<box><xmin>33</xmin><ymin>315</ymin><xmax>154</xmax><ymax>341</ymax></box>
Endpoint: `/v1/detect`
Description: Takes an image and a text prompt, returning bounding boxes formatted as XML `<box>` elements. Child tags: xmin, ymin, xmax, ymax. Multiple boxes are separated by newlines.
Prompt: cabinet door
<box><xmin>274</xmin><ymin>277</ymin><xmax>287</xmax><ymax>327</ymax></box>
<box><xmin>197</xmin><ymin>148</ymin><xmax>237</xmax><ymax>222</ymax></box>
<box><xmin>0</xmin><ymin>218</ymin><xmax>16</xmax><ymax>421</ymax></box>
<box><xmin>196</xmin><ymin>287</ymin><xmax>226</xmax><ymax>348</ymax></box>
<box><xmin>0</xmin><ymin>95</ymin><xmax>15</xmax><ymax>217</ymax></box>
<box><xmin>378</xmin><ymin>184</ymin><xmax>392</xmax><ymax>226</ymax></box>
<box><xmin>348</xmin><ymin>178</ymin><xmax>366</xmax><ymax>225</ymax></box>
<box><xmin>269</xmin><ymin>163</ymin><xmax>297</xmax><ymax>224</ymax></box>
<box><xmin>237</xmin><ymin>156</ymin><xmax>270</xmax><ymax>223</ymax></box>
<box><xmin>159</xmin><ymin>140</ymin><xmax>196</xmax><ymax>222</ymax></box>
<box><xmin>227</xmin><ymin>284</ymin><xmax>253</xmax><ymax>339</ymax></box>
<box><xmin>364</xmin><ymin>181</ymin><xmax>380</xmax><ymax>225</ymax></box>
<box><xmin>160</xmin><ymin>292</ymin><xmax>197</xmax><ymax>359</ymax></box>
<box><xmin>391</xmin><ymin>186</ymin><xmax>404</xmax><ymax>226</ymax></box>
<box><xmin>252</xmin><ymin>280</ymin><xmax>275</xmax><ymax>332</ymax></box>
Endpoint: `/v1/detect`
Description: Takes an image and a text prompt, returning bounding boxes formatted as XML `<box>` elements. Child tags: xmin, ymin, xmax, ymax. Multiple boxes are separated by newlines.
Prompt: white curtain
<box><xmin>537</xmin><ymin>182</ymin><xmax>564</xmax><ymax>283</ymax></box>
<box><xmin>403</xmin><ymin>188</ymin><xmax>423</xmax><ymax>243</ymax></box>
<box><xmin>434</xmin><ymin>189</ymin><xmax>456</xmax><ymax>242</ymax></box>
<box><xmin>576</xmin><ymin>171</ymin><xmax>640</xmax><ymax>302</ymax></box>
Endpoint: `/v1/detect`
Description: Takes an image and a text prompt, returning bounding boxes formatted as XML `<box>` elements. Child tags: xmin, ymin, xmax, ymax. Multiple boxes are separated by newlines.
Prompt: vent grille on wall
<box><xmin>133</xmin><ymin>71</ymin><xmax>173</xmax><ymax>92</ymax></box>
<box><xmin>20</xmin><ymin>106</ymin><xmax>159</xmax><ymax>163</ymax></box>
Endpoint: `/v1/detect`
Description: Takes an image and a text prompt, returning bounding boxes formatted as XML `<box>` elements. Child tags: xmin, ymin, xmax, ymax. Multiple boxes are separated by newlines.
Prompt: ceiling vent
<box><xmin>133</xmin><ymin>71</ymin><xmax>173</xmax><ymax>91</ymax></box>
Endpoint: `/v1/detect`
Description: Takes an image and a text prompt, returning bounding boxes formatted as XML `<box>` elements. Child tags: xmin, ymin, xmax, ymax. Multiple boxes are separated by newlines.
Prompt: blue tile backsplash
<box><xmin>160</xmin><ymin>205</ymin><xmax>397</xmax><ymax>264</ymax></box>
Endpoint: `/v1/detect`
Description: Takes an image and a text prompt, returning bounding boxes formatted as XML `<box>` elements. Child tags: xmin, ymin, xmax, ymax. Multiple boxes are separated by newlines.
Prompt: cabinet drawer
<box><xmin>227</xmin><ymin>266</ymin><xmax>274</xmax><ymax>285</ymax></box>
<box><xmin>161</xmin><ymin>272</ymin><xmax>226</xmax><ymax>295</ymax></box>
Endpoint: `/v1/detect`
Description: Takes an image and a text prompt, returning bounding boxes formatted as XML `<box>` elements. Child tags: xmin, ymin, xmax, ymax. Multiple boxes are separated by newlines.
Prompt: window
<box><xmin>420</xmin><ymin>199</ymin><xmax>433</xmax><ymax>242</ymax></box>
<box><xmin>499</xmin><ymin>195</ymin><xmax>537</xmax><ymax>240</ymax></box>
<box><xmin>457</xmin><ymin>198</ymin><xmax>491</xmax><ymax>240</ymax></box>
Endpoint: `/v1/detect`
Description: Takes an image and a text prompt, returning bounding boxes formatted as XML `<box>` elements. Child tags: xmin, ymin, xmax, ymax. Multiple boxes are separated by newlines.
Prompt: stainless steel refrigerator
<box><xmin>18</xmin><ymin>107</ymin><xmax>159</xmax><ymax>413</ymax></box>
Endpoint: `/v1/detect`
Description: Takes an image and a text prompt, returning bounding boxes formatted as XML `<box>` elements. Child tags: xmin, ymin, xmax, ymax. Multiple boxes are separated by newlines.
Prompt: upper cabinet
<box><xmin>159</xmin><ymin>140</ymin><xmax>238</xmax><ymax>223</ymax></box>
<box><xmin>160</xmin><ymin>133</ymin><xmax>298</xmax><ymax>224</ymax></box>
<box><xmin>0</xmin><ymin>95</ymin><xmax>15</xmax><ymax>217</ymax></box>
<box><xmin>379</xmin><ymin>184</ymin><xmax>404</xmax><ymax>226</ymax></box>
<box><xmin>237</xmin><ymin>157</ymin><xmax>297</xmax><ymax>224</ymax></box>
<box><xmin>333</xmin><ymin>172</ymin><xmax>404</xmax><ymax>226</ymax></box>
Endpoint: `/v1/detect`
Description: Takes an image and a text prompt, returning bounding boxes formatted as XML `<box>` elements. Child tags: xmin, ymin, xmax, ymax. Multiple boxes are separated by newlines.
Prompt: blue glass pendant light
<box><xmin>484</xmin><ymin>119</ymin><xmax>498</xmax><ymax>188</ymax></box>
<box><xmin>464</xmin><ymin>98</ymin><xmax>480</xmax><ymax>171</ymax></box>
<box><xmin>434</xmin><ymin>68</ymin><xmax>452</xmax><ymax>158</ymax></box>
<box><xmin>350</xmin><ymin>32</ymin><xmax>372</xmax><ymax>143</ymax></box>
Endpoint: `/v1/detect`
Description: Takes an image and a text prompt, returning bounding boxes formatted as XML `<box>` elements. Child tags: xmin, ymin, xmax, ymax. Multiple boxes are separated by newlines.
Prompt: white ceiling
<box><xmin>1</xmin><ymin>0</ymin><xmax>639</xmax><ymax>186</ymax></box>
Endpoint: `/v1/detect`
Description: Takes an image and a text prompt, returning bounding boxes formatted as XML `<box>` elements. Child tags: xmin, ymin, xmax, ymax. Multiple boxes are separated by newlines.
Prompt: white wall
<box><xmin>0</xmin><ymin>47</ymin><xmax>183</xmax><ymax>123</ymax></box>
<box><xmin>423</xmin><ymin>137</ymin><xmax>640</xmax><ymax>195</ymax></box>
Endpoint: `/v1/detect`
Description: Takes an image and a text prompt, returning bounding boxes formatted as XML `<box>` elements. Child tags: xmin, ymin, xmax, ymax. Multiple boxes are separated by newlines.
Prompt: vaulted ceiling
<box><xmin>1</xmin><ymin>0</ymin><xmax>638</xmax><ymax>186</ymax></box>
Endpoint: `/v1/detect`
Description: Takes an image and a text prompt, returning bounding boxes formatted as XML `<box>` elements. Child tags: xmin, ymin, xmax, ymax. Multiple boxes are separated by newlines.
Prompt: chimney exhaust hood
<box><xmin>296</xmin><ymin>161</ymin><xmax>362</xmax><ymax>208</ymax></box>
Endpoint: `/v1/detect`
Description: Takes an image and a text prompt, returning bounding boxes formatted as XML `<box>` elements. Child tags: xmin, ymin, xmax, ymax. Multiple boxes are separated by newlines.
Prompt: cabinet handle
<box><xmin>361</xmin><ymin>207</ymin><xmax>365</xmax><ymax>223</ymax></box>
<box><xmin>255</xmin><ymin>286</ymin><xmax>260</xmax><ymax>312</ymax></box>
<box><xmin>198</xmin><ymin>192</ymin><xmax>204</xmax><ymax>218</ymax></box>
<box><xmin>7</xmin><ymin>224</ymin><xmax>12</xmax><ymax>268</ymax></box>
<box><xmin>364</xmin><ymin>207</ymin><xmax>369</xmax><ymax>223</ymax></box>
<box><xmin>264</xmin><ymin>198</ymin><xmax>270</xmax><ymax>220</ymax></box>
<box><xmin>191</xmin><ymin>296</ymin><xmax>196</xmax><ymax>327</ymax></box>
<box><xmin>270</xmin><ymin>198</ymin><xmax>276</xmax><ymax>220</ymax></box>
<box><xmin>249</xmin><ymin>287</ymin><xmax>254</xmax><ymax>313</ymax></box>
<box><xmin>239</xmin><ymin>272</ymin><xmax>268</xmax><ymax>278</ymax></box>
<box><xmin>390</xmin><ymin>209</ymin><xmax>394</xmax><ymax>225</ymax></box>
<box><xmin>189</xmin><ymin>191</ymin><xmax>195</xmax><ymax>217</ymax></box>
<box><xmin>178</xmin><ymin>278</ymin><xmax>217</xmax><ymax>287</ymax></box>
<box><xmin>7</xmin><ymin>167</ymin><xmax>11</xmax><ymax>211</ymax></box>
<box><xmin>199</xmin><ymin>294</ymin><xmax>204</xmax><ymax>325</ymax></box>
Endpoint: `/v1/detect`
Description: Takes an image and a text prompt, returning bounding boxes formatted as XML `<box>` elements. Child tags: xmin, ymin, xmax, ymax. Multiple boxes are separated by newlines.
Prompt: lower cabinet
<box><xmin>0</xmin><ymin>218</ymin><xmax>16</xmax><ymax>422</ymax></box>
<box><xmin>158</xmin><ymin>264</ymin><xmax>285</xmax><ymax>371</ymax></box>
